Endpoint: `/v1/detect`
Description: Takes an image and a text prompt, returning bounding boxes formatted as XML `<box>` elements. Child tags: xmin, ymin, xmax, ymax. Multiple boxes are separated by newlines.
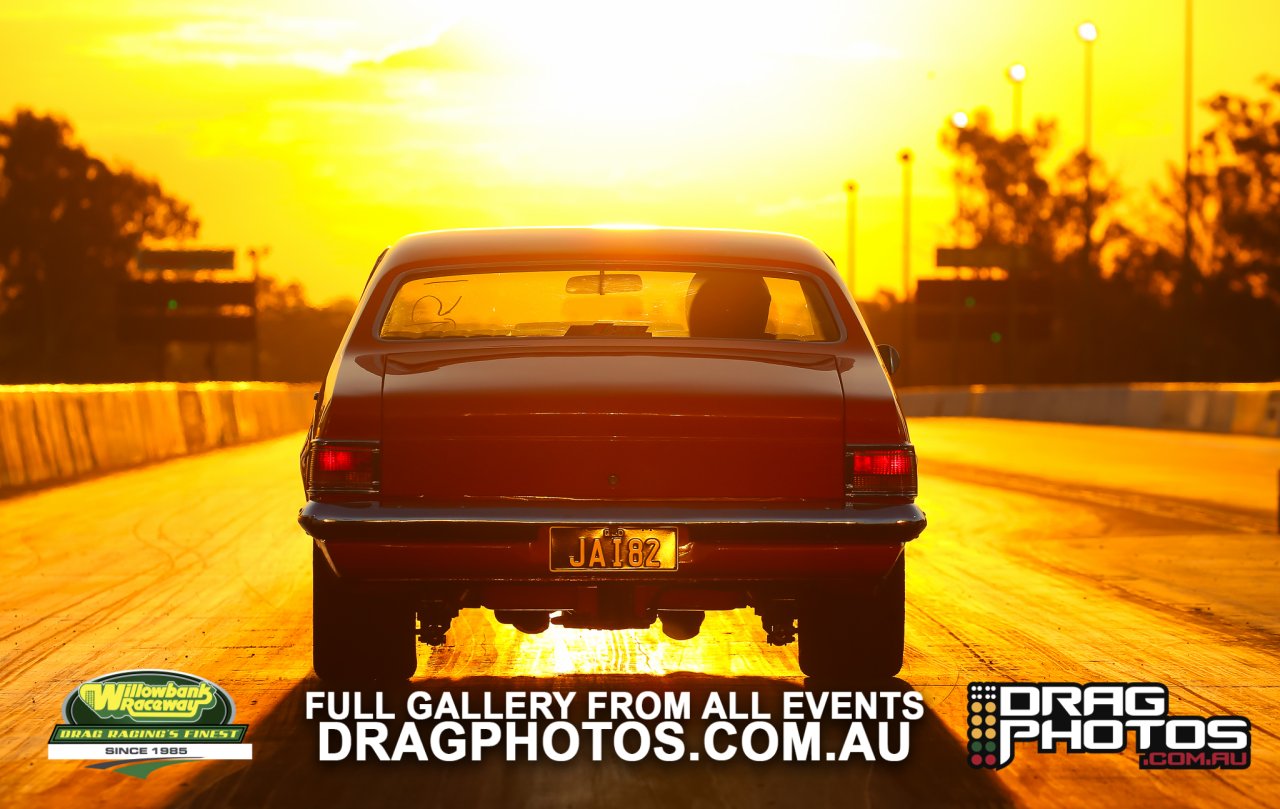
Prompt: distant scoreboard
<box><xmin>118</xmin><ymin>280</ymin><xmax>256</xmax><ymax>308</ymax></box>
<box><xmin>915</xmin><ymin>278</ymin><xmax>1053</xmax><ymax>343</ymax></box>
<box><xmin>117</xmin><ymin>280</ymin><xmax>257</xmax><ymax>342</ymax></box>
<box><xmin>117</xmin><ymin>313</ymin><xmax>257</xmax><ymax>342</ymax></box>
<box><xmin>136</xmin><ymin>249</ymin><xmax>236</xmax><ymax>271</ymax></box>
<box><xmin>119</xmin><ymin>249</ymin><xmax>256</xmax><ymax>343</ymax></box>
<box><xmin>934</xmin><ymin>246</ymin><xmax>1028</xmax><ymax>271</ymax></box>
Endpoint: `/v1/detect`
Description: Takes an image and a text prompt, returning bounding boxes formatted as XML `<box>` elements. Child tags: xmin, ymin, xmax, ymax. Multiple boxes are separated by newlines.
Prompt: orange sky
<box><xmin>2</xmin><ymin>1</ymin><xmax>1277</xmax><ymax>303</ymax></box>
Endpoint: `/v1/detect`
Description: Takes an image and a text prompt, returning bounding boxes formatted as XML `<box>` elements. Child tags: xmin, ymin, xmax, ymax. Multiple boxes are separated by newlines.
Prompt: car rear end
<box><xmin>299</xmin><ymin>227</ymin><xmax>925</xmax><ymax>681</ymax></box>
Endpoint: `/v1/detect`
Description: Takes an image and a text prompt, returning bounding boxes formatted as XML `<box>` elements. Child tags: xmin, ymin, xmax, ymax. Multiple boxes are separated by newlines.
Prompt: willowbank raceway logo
<box><xmin>47</xmin><ymin>669</ymin><xmax>252</xmax><ymax>779</ymax></box>
<box><xmin>967</xmin><ymin>682</ymin><xmax>1250</xmax><ymax>771</ymax></box>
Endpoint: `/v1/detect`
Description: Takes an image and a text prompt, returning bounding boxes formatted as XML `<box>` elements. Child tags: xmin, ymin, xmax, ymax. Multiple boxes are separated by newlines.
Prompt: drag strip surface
<box><xmin>1</xmin><ymin>421</ymin><xmax>1277</xmax><ymax>807</ymax></box>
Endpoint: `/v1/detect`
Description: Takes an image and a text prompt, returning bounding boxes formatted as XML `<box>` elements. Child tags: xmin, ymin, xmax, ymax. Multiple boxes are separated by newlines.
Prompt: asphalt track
<box><xmin>2</xmin><ymin>418</ymin><xmax>1278</xmax><ymax>808</ymax></box>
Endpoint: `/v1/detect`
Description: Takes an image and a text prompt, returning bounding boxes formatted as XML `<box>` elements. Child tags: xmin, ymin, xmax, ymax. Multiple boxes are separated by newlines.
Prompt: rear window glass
<box><xmin>379</xmin><ymin>266</ymin><xmax>839</xmax><ymax>342</ymax></box>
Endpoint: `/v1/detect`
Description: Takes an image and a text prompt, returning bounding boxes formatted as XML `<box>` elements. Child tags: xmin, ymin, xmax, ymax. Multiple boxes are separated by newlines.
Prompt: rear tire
<box><xmin>797</xmin><ymin>551</ymin><xmax>905</xmax><ymax>681</ymax></box>
<box><xmin>312</xmin><ymin>544</ymin><xmax>417</xmax><ymax>683</ymax></box>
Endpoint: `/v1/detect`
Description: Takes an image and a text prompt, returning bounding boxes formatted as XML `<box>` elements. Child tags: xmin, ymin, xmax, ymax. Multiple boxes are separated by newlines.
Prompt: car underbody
<box><xmin>304</xmin><ymin>499</ymin><xmax>921</xmax><ymax>679</ymax></box>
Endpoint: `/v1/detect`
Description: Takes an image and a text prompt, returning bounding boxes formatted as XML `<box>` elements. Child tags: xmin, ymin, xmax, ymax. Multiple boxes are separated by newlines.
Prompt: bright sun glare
<box><xmin>455</xmin><ymin>2</ymin><xmax>783</xmax><ymax>126</ymax></box>
<box><xmin>9</xmin><ymin>0</ymin><xmax>1254</xmax><ymax>304</ymax></box>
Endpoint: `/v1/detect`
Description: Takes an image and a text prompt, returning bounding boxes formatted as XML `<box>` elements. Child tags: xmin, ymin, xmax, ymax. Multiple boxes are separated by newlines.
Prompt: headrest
<box><xmin>686</xmin><ymin>273</ymin><xmax>772</xmax><ymax>339</ymax></box>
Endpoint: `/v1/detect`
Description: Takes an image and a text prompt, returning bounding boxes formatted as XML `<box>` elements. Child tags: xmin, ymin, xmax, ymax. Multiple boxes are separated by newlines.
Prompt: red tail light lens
<box><xmin>309</xmin><ymin>442</ymin><xmax>379</xmax><ymax>496</ymax></box>
<box><xmin>846</xmin><ymin>445</ymin><xmax>917</xmax><ymax>502</ymax></box>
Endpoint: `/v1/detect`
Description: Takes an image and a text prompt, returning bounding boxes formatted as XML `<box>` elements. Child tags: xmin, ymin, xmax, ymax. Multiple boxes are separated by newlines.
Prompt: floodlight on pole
<box><xmin>1007</xmin><ymin>63</ymin><xmax>1026</xmax><ymax>133</ymax></box>
<box><xmin>844</xmin><ymin>180</ymin><xmax>858</xmax><ymax>295</ymax></box>
<box><xmin>1077</xmin><ymin>21</ymin><xmax>1098</xmax><ymax>279</ymax></box>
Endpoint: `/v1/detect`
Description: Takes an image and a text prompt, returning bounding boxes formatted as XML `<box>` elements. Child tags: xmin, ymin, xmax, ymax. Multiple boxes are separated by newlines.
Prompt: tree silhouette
<box><xmin>1126</xmin><ymin>78</ymin><xmax>1280</xmax><ymax>379</ymax></box>
<box><xmin>930</xmin><ymin>98</ymin><xmax>1280</xmax><ymax>384</ymax></box>
<box><xmin>256</xmin><ymin>276</ymin><xmax>356</xmax><ymax>382</ymax></box>
<box><xmin>0</xmin><ymin>109</ymin><xmax>199</xmax><ymax>382</ymax></box>
<box><xmin>941</xmin><ymin>111</ymin><xmax>1056</xmax><ymax>259</ymax></box>
<box><xmin>1185</xmin><ymin>78</ymin><xmax>1280</xmax><ymax>302</ymax></box>
<box><xmin>939</xmin><ymin>109</ymin><xmax>1121</xmax><ymax>275</ymax></box>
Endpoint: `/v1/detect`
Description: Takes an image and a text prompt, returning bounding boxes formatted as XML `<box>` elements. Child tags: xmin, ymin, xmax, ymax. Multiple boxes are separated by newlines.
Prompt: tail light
<box><xmin>308</xmin><ymin>441</ymin><xmax>379</xmax><ymax>497</ymax></box>
<box><xmin>845</xmin><ymin>445</ymin><xmax>917</xmax><ymax>503</ymax></box>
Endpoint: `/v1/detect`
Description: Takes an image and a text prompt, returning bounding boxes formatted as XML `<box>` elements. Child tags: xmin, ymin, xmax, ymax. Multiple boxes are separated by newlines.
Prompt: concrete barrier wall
<box><xmin>0</xmin><ymin>383</ymin><xmax>315</xmax><ymax>493</ymax></box>
<box><xmin>899</xmin><ymin>383</ymin><xmax>1280</xmax><ymax>438</ymax></box>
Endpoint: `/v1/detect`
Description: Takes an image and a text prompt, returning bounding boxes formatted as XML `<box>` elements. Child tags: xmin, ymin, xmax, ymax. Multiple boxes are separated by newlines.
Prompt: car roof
<box><xmin>375</xmin><ymin>226</ymin><xmax>839</xmax><ymax>282</ymax></box>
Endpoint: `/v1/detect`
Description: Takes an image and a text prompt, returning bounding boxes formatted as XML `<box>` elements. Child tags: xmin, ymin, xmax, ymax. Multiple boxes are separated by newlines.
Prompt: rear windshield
<box><xmin>379</xmin><ymin>266</ymin><xmax>839</xmax><ymax>342</ymax></box>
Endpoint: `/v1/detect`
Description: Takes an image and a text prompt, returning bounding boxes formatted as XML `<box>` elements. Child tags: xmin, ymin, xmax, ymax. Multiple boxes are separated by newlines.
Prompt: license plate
<box><xmin>549</xmin><ymin>526</ymin><xmax>678</xmax><ymax>572</ymax></box>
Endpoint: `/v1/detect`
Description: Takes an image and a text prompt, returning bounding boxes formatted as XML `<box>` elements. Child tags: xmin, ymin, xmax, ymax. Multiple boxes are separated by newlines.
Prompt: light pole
<box><xmin>1183</xmin><ymin>0</ymin><xmax>1194</xmax><ymax>278</ymax></box>
<box><xmin>1078</xmin><ymin>21</ymin><xmax>1098</xmax><ymax>277</ymax></box>
<box><xmin>247</xmin><ymin>245</ymin><xmax>270</xmax><ymax>381</ymax></box>
<box><xmin>900</xmin><ymin>150</ymin><xmax>913</xmax><ymax>301</ymax></box>
<box><xmin>844</xmin><ymin>180</ymin><xmax>858</xmax><ymax>296</ymax></box>
<box><xmin>900</xmin><ymin>149</ymin><xmax>913</xmax><ymax>365</ymax></box>
<box><xmin>948</xmin><ymin>114</ymin><xmax>968</xmax><ymax>261</ymax></box>
<box><xmin>1007</xmin><ymin>63</ymin><xmax>1027</xmax><ymax>133</ymax></box>
<box><xmin>1078</xmin><ymin>22</ymin><xmax>1097</xmax><ymax>151</ymax></box>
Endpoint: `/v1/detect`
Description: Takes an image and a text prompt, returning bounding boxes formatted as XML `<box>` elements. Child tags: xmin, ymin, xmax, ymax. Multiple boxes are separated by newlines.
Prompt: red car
<box><xmin>299</xmin><ymin>227</ymin><xmax>924</xmax><ymax>681</ymax></box>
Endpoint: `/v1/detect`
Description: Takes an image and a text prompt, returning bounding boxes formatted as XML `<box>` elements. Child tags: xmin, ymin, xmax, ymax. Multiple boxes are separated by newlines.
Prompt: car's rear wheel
<box><xmin>312</xmin><ymin>544</ymin><xmax>417</xmax><ymax>683</ymax></box>
<box><xmin>797</xmin><ymin>551</ymin><xmax>905</xmax><ymax>681</ymax></box>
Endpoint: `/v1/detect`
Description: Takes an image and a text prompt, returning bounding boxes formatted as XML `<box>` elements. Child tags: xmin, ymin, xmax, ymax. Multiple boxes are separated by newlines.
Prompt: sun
<box><xmin>454</xmin><ymin>1</ymin><xmax>781</xmax><ymax>125</ymax></box>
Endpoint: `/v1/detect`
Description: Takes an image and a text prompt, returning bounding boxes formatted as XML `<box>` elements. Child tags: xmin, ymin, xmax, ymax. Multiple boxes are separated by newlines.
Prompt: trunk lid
<box><xmin>379</xmin><ymin>347</ymin><xmax>845</xmax><ymax>505</ymax></box>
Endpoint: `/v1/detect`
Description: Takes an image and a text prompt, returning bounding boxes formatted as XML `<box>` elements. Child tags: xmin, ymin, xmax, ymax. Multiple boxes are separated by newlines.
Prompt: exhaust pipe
<box><xmin>659</xmin><ymin>610</ymin><xmax>704</xmax><ymax>641</ymax></box>
<box><xmin>494</xmin><ymin>610</ymin><xmax>550</xmax><ymax>635</ymax></box>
